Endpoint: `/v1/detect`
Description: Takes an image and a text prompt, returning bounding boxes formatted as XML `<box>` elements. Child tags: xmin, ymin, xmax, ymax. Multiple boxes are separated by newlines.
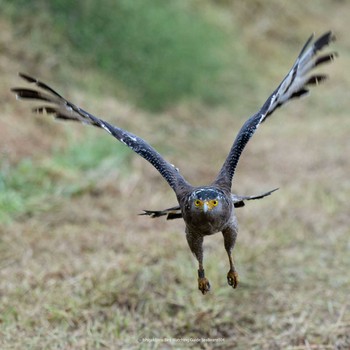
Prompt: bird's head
<box><xmin>189</xmin><ymin>188</ymin><xmax>226</xmax><ymax>215</ymax></box>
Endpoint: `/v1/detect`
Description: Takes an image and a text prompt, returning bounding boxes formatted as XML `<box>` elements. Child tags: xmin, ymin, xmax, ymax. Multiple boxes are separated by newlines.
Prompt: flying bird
<box><xmin>12</xmin><ymin>32</ymin><xmax>336</xmax><ymax>294</ymax></box>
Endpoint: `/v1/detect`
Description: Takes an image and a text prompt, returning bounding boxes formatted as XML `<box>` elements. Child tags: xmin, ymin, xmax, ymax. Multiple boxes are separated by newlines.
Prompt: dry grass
<box><xmin>1</xmin><ymin>1</ymin><xmax>350</xmax><ymax>349</ymax></box>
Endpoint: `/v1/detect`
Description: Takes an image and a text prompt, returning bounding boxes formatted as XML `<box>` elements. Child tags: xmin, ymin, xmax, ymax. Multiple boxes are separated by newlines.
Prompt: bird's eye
<box><xmin>194</xmin><ymin>199</ymin><xmax>202</xmax><ymax>207</ymax></box>
<box><xmin>211</xmin><ymin>200</ymin><xmax>218</xmax><ymax>207</ymax></box>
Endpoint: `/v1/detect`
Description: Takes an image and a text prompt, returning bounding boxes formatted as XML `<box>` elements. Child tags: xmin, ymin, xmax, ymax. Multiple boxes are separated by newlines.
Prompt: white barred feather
<box><xmin>214</xmin><ymin>31</ymin><xmax>336</xmax><ymax>189</ymax></box>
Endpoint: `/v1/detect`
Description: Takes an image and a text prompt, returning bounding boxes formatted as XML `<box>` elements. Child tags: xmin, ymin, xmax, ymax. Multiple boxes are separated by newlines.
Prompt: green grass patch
<box><xmin>0</xmin><ymin>133</ymin><xmax>130</xmax><ymax>223</ymax></box>
<box><xmin>0</xmin><ymin>158</ymin><xmax>53</xmax><ymax>222</ymax></box>
<box><xmin>5</xmin><ymin>0</ymin><xmax>233</xmax><ymax>111</ymax></box>
<box><xmin>52</xmin><ymin>130</ymin><xmax>130</xmax><ymax>173</ymax></box>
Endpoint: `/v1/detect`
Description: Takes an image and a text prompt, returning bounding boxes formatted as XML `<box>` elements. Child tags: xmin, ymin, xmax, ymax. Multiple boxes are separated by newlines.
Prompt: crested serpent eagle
<box><xmin>12</xmin><ymin>32</ymin><xmax>336</xmax><ymax>294</ymax></box>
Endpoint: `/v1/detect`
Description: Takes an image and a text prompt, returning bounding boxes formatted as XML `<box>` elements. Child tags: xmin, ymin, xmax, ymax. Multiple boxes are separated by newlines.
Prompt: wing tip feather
<box><xmin>18</xmin><ymin>72</ymin><xmax>37</xmax><ymax>83</ymax></box>
<box><xmin>314</xmin><ymin>31</ymin><xmax>336</xmax><ymax>51</ymax></box>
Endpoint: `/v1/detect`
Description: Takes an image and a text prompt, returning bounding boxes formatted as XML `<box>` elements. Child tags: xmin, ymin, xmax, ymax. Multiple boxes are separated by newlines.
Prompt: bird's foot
<box><xmin>197</xmin><ymin>269</ymin><xmax>210</xmax><ymax>294</ymax></box>
<box><xmin>227</xmin><ymin>269</ymin><xmax>239</xmax><ymax>289</ymax></box>
<box><xmin>198</xmin><ymin>277</ymin><xmax>211</xmax><ymax>294</ymax></box>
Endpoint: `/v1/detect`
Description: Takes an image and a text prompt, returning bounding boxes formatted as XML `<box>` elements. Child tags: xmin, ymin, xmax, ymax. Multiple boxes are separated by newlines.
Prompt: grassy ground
<box><xmin>1</xmin><ymin>1</ymin><xmax>349</xmax><ymax>349</ymax></box>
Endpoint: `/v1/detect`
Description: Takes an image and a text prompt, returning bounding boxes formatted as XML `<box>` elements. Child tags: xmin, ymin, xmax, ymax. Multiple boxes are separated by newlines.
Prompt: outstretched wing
<box><xmin>140</xmin><ymin>205</ymin><xmax>182</xmax><ymax>220</ymax></box>
<box><xmin>230</xmin><ymin>187</ymin><xmax>278</xmax><ymax>208</ymax></box>
<box><xmin>12</xmin><ymin>73</ymin><xmax>191</xmax><ymax>193</ymax></box>
<box><xmin>214</xmin><ymin>31</ymin><xmax>337</xmax><ymax>190</ymax></box>
<box><xmin>141</xmin><ymin>187</ymin><xmax>278</xmax><ymax>219</ymax></box>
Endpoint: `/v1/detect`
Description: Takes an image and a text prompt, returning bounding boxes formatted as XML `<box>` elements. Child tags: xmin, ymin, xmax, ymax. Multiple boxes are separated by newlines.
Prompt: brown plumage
<box><xmin>11</xmin><ymin>32</ymin><xmax>336</xmax><ymax>294</ymax></box>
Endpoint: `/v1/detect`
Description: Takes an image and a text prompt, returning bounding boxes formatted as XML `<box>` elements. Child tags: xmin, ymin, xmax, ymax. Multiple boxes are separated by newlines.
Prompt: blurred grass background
<box><xmin>0</xmin><ymin>0</ymin><xmax>349</xmax><ymax>349</ymax></box>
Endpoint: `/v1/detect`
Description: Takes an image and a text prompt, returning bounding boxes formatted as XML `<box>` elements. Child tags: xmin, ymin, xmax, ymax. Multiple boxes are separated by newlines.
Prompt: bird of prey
<box><xmin>12</xmin><ymin>32</ymin><xmax>336</xmax><ymax>294</ymax></box>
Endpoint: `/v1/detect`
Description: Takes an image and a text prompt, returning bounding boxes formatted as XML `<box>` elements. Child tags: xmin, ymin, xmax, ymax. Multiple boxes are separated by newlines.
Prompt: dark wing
<box><xmin>231</xmin><ymin>187</ymin><xmax>278</xmax><ymax>208</ymax></box>
<box><xmin>11</xmin><ymin>73</ymin><xmax>191</xmax><ymax>193</ymax></box>
<box><xmin>140</xmin><ymin>205</ymin><xmax>182</xmax><ymax>220</ymax></box>
<box><xmin>141</xmin><ymin>187</ymin><xmax>278</xmax><ymax>219</ymax></box>
<box><xmin>214</xmin><ymin>31</ymin><xmax>337</xmax><ymax>190</ymax></box>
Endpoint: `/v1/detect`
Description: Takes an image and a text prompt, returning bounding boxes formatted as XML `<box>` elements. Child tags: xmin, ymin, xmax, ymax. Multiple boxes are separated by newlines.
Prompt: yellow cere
<box><xmin>194</xmin><ymin>199</ymin><xmax>219</xmax><ymax>210</ymax></box>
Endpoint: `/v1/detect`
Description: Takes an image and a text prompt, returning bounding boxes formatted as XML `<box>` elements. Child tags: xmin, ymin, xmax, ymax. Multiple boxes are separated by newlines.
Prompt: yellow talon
<box><xmin>227</xmin><ymin>270</ymin><xmax>239</xmax><ymax>289</ymax></box>
<box><xmin>198</xmin><ymin>277</ymin><xmax>211</xmax><ymax>294</ymax></box>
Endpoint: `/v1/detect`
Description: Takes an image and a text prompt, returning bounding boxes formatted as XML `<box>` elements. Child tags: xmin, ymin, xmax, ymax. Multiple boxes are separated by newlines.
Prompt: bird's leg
<box><xmin>226</xmin><ymin>254</ymin><xmax>239</xmax><ymax>289</ymax></box>
<box><xmin>197</xmin><ymin>263</ymin><xmax>210</xmax><ymax>295</ymax></box>
<box><xmin>222</xmin><ymin>227</ymin><xmax>239</xmax><ymax>289</ymax></box>
<box><xmin>186</xmin><ymin>230</ymin><xmax>210</xmax><ymax>294</ymax></box>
